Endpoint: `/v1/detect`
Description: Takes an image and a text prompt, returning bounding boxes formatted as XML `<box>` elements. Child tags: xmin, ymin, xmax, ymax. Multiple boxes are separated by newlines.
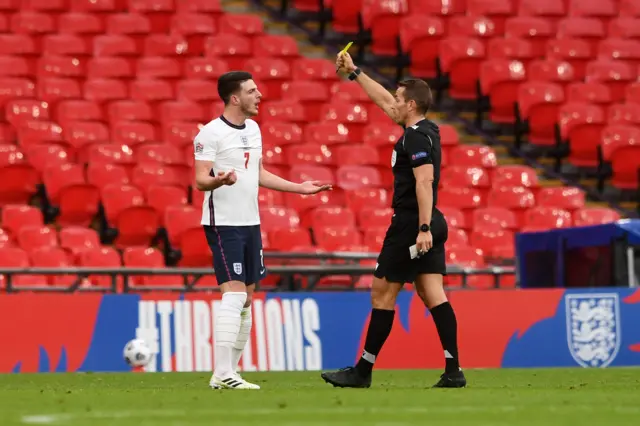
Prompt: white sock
<box><xmin>214</xmin><ymin>292</ymin><xmax>247</xmax><ymax>379</ymax></box>
<box><xmin>232</xmin><ymin>306</ymin><xmax>252</xmax><ymax>373</ymax></box>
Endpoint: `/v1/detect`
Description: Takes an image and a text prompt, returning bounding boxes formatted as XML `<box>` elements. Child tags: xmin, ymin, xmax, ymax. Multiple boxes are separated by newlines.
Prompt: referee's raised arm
<box><xmin>336</xmin><ymin>52</ymin><xmax>399</xmax><ymax>124</ymax></box>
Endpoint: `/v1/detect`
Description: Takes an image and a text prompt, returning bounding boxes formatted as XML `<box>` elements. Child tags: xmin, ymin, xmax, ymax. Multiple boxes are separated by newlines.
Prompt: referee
<box><xmin>321</xmin><ymin>52</ymin><xmax>466</xmax><ymax>388</ymax></box>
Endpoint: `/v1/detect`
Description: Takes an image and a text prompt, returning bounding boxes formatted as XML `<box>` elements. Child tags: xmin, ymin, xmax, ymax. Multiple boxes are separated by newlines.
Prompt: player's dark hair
<box><xmin>397</xmin><ymin>78</ymin><xmax>432</xmax><ymax>115</ymax></box>
<box><xmin>217</xmin><ymin>71</ymin><xmax>253</xmax><ymax>105</ymax></box>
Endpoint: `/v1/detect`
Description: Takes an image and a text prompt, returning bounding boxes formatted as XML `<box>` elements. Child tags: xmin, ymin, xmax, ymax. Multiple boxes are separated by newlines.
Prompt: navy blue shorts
<box><xmin>203</xmin><ymin>225</ymin><xmax>267</xmax><ymax>285</ymax></box>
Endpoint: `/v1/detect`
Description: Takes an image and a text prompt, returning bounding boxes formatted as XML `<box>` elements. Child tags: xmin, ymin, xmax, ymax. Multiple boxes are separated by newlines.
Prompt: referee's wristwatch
<box><xmin>348</xmin><ymin>67</ymin><xmax>362</xmax><ymax>81</ymax></box>
<box><xmin>420</xmin><ymin>224</ymin><xmax>430</xmax><ymax>233</ymax></box>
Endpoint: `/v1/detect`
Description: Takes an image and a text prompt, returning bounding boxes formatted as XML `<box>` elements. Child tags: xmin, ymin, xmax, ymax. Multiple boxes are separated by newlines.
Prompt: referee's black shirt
<box><xmin>390</xmin><ymin>118</ymin><xmax>441</xmax><ymax>213</ymax></box>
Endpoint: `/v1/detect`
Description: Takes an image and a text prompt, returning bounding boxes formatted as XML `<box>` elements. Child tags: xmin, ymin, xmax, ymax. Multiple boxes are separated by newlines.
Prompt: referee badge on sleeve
<box><xmin>195</xmin><ymin>142</ymin><xmax>203</xmax><ymax>154</ymax></box>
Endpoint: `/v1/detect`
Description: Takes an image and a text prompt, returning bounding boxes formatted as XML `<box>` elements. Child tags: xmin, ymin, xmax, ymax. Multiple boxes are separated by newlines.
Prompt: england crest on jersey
<box><xmin>565</xmin><ymin>293</ymin><xmax>621</xmax><ymax>368</ymax></box>
<box><xmin>241</xmin><ymin>136</ymin><xmax>249</xmax><ymax>147</ymax></box>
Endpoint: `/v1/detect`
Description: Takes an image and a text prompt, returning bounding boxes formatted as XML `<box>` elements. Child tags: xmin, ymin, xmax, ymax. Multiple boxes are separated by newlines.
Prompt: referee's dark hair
<box><xmin>217</xmin><ymin>71</ymin><xmax>254</xmax><ymax>105</ymax></box>
<box><xmin>398</xmin><ymin>78</ymin><xmax>433</xmax><ymax>115</ymax></box>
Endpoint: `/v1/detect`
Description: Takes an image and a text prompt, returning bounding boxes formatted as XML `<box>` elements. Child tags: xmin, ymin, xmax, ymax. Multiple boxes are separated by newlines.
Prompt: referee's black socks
<box><xmin>355</xmin><ymin>308</ymin><xmax>395</xmax><ymax>376</ymax></box>
<box><xmin>430</xmin><ymin>302</ymin><xmax>461</xmax><ymax>373</ymax></box>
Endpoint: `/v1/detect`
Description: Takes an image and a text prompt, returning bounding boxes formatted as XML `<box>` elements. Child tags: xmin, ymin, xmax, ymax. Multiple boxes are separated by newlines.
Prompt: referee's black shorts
<box><xmin>373</xmin><ymin>208</ymin><xmax>448</xmax><ymax>284</ymax></box>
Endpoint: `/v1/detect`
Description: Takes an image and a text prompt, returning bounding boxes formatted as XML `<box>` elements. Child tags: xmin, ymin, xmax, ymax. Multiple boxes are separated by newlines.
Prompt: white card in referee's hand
<box><xmin>409</xmin><ymin>244</ymin><xmax>420</xmax><ymax>259</ymax></box>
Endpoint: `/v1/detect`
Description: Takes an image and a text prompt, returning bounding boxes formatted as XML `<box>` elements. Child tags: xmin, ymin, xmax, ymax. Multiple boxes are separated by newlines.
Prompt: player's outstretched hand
<box><xmin>217</xmin><ymin>170</ymin><xmax>237</xmax><ymax>186</ymax></box>
<box><xmin>299</xmin><ymin>181</ymin><xmax>333</xmax><ymax>195</ymax></box>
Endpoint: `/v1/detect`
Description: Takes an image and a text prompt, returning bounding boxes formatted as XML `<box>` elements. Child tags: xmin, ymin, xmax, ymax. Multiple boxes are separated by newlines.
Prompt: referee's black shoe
<box><xmin>321</xmin><ymin>367</ymin><xmax>371</xmax><ymax>388</ymax></box>
<box><xmin>433</xmin><ymin>370</ymin><xmax>467</xmax><ymax>388</ymax></box>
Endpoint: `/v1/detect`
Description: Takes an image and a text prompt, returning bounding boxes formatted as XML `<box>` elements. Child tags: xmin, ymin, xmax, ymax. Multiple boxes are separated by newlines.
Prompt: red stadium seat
<box><xmin>130</xmin><ymin>80</ymin><xmax>174</xmax><ymax>104</ymax></box>
<box><xmin>253</xmin><ymin>34</ymin><xmax>299</xmax><ymax>64</ymax></box>
<box><xmin>285</xmin><ymin>191</ymin><xmax>346</xmax><ymax>226</ymax></box>
<box><xmin>519</xmin><ymin>0</ymin><xmax>565</xmax><ymax>22</ymax></box>
<box><xmin>528</xmin><ymin>60</ymin><xmax>576</xmax><ymax>86</ymax></box>
<box><xmin>573</xmin><ymin>207</ymin><xmax>621</xmax><ymax>226</ymax></box>
<box><xmin>1</xmin><ymin>204</ymin><xmax>43</xmax><ymax>237</ymax></box>
<box><xmin>310</xmin><ymin>206</ymin><xmax>356</xmax><ymax>230</ymax></box>
<box><xmin>5</xmin><ymin>100</ymin><xmax>49</xmax><ymax>126</ymax></box>
<box><xmin>108</xmin><ymin>100</ymin><xmax>153</xmax><ymax>123</ymax></box>
<box><xmin>488</xmin><ymin>186</ymin><xmax>536</xmax><ymax>226</ymax></box>
<box><xmin>336</xmin><ymin>165</ymin><xmax>381</xmax><ymax>190</ymax></box>
<box><xmin>569</xmin><ymin>0</ymin><xmax>617</xmax><ymax>22</ymax></box>
<box><xmin>439</xmin><ymin>206</ymin><xmax>466</xmax><ymax>230</ymax></box>
<box><xmin>177</xmin><ymin>79</ymin><xmax>219</xmax><ymax>104</ymax></box>
<box><xmin>88</xmin><ymin>144</ymin><xmax>135</xmax><ymax>169</ymax></box>
<box><xmin>439</xmin><ymin>37</ymin><xmax>486</xmax><ymax>100</ymax></box>
<box><xmin>608</xmin><ymin>18</ymin><xmax>640</xmax><ymax>39</ymax></box>
<box><xmin>18</xmin><ymin>225</ymin><xmax>57</xmax><ymax>252</ymax></box>
<box><xmin>123</xmin><ymin>247</ymin><xmax>184</xmax><ymax>287</ymax></box>
<box><xmin>159</xmin><ymin>101</ymin><xmax>205</xmax><ymax>123</ymax></box>
<box><xmin>597</xmin><ymin>38</ymin><xmax>640</xmax><ymax>68</ymax></box>
<box><xmin>30</xmin><ymin>246</ymin><xmax>77</xmax><ymax>286</ymax></box>
<box><xmin>439</xmin><ymin>187</ymin><xmax>483</xmax><ymax>224</ymax></box>
<box><xmin>291</xmin><ymin>58</ymin><xmax>339</xmax><ymax>88</ymax></box>
<box><xmin>70</xmin><ymin>0</ymin><xmax>118</xmax><ymax>12</ymax></box>
<box><xmin>128</xmin><ymin>0</ymin><xmax>175</xmax><ymax>33</ymax></box>
<box><xmin>609</xmin><ymin>103</ymin><xmax>640</xmax><ymax>127</ymax></box>
<box><xmin>261</xmin><ymin>122</ymin><xmax>303</xmax><ymax>147</ymax></box>
<box><xmin>86</xmin><ymin>163</ymin><xmax>129</xmax><ymax>191</ymax></box>
<box><xmin>0</xmin><ymin>246</ymin><xmax>47</xmax><ymax>287</ymax></box>
<box><xmin>260</xmin><ymin>100</ymin><xmax>306</xmax><ymax>124</ymax></box>
<box><xmin>585</xmin><ymin>60</ymin><xmax>635</xmax><ymax>103</ymax></box>
<box><xmin>332</xmin><ymin>0</ymin><xmax>361</xmax><ymax>33</ymax></box>
<box><xmin>335</xmin><ymin>145</ymin><xmax>379</xmax><ymax>166</ymax></box>
<box><xmin>601</xmin><ymin>127</ymin><xmax>640</xmax><ymax>190</ymax></box>
<box><xmin>314</xmin><ymin>226</ymin><xmax>362</xmax><ymax>251</ymax></box>
<box><xmin>219</xmin><ymin>13</ymin><xmax>264</xmax><ymax>37</ymax></box>
<box><xmin>440</xmin><ymin>166</ymin><xmax>490</xmax><ymax>193</ymax></box>
<box><xmin>620</xmin><ymin>0</ymin><xmax>640</xmax><ymax>17</ymax></box>
<box><xmin>546</xmin><ymin>39</ymin><xmax>592</xmax><ymax>80</ymax></box>
<box><xmin>184</xmin><ymin>57</ymin><xmax>229</xmax><ymax>80</ymax></box>
<box><xmin>0</xmin><ymin>34</ymin><xmax>37</xmax><ymax>56</ymax></box>
<box><xmin>59</xmin><ymin>226</ymin><xmax>100</xmax><ymax>264</ymax></box>
<box><xmin>84</xmin><ymin>79</ymin><xmax>129</xmax><ymax>104</ymax></box>
<box><xmin>42</xmin><ymin>35</ymin><xmax>89</xmax><ymax>57</ymax></box>
<box><xmin>179</xmin><ymin>227</ymin><xmax>212</xmax><ymax>267</ymax></box>
<box><xmin>43</xmin><ymin>163</ymin><xmax>100</xmax><ymax>226</ymax></box>
<box><xmin>487</xmin><ymin>38</ymin><xmax>535</xmax><ymax>66</ymax></box>
<box><xmin>287</xmin><ymin>144</ymin><xmax>335</xmax><ymax>166</ymax></box>
<box><xmin>467</xmin><ymin>0</ymin><xmax>512</xmax><ymax>33</ymax></box>
<box><xmin>106</xmin><ymin>13</ymin><xmax>151</xmax><ymax>36</ymax></box>
<box><xmin>626</xmin><ymin>82</ymin><xmax>640</xmax><ymax>104</ymax></box>
<box><xmin>470</xmin><ymin>229</ymin><xmax>514</xmax><ymax>260</ymax></box>
<box><xmin>558</xmin><ymin>102</ymin><xmax>606</xmax><ymax>167</ymax></box>
<box><xmin>56</xmin><ymin>101</ymin><xmax>103</xmax><ymax>126</ymax></box>
<box><xmin>445</xmin><ymin>246</ymin><xmax>491</xmax><ymax>288</ymax></box>
<box><xmin>24</xmin><ymin>144</ymin><xmax>71</xmax><ymax>173</ymax></box>
<box><xmin>0</xmin><ymin>149</ymin><xmax>39</xmax><ymax>206</ymax></box>
<box><xmin>525</xmin><ymin>206</ymin><xmax>573</xmax><ymax>230</ymax></box>
<box><xmin>171</xmin><ymin>13</ymin><xmax>216</xmax><ymax>55</ymax></box>
<box><xmin>10</xmin><ymin>12</ymin><xmax>56</xmax><ymax>36</ymax></box>
<box><xmin>17</xmin><ymin>120</ymin><xmax>64</xmax><ymax>150</ymax></box>
<box><xmin>537</xmin><ymin>187</ymin><xmax>585</xmax><ymax>211</ymax></box>
<box><xmin>557</xmin><ymin>18</ymin><xmax>606</xmax><ymax>51</ymax></box>
<box><xmin>449</xmin><ymin>145</ymin><xmax>498</xmax><ymax>169</ymax></box>
<box><xmin>321</xmin><ymin>103</ymin><xmax>368</xmax><ymax>141</ymax></box>
<box><xmin>448</xmin><ymin>15</ymin><xmax>498</xmax><ymax>40</ymax></box>
<box><xmin>111</xmin><ymin>121</ymin><xmax>156</xmax><ymax>147</ymax></box>
<box><xmin>258</xmin><ymin>188</ymin><xmax>285</xmax><ymax>207</ymax></box>
<box><xmin>504</xmin><ymin>17</ymin><xmax>554</xmax><ymax>57</ymax></box>
<box><xmin>492</xmin><ymin>165</ymin><xmax>540</xmax><ymax>190</ymax></box>
<box><xmin>565</xmin><ymin>82</ymin><xmax>611</xmax><ymax>106</ymax></box>
<box><xmin>473</xmin><ymin>207</ymin><xmax>517</xmax><ymax>231</ymax></box>
<box><xmin>79</xmin><ymin>246</ymin><xmax>122</xmax><ymax>286</ymax></box>
<box><xmin>361</xmin><ymin>0</ymin><xmax>409</xmax><ymax>56</ymax></box>
<box><xmin>259</xmin><ymin>207</ymin><xmax>300</xmax><ymax>231</ymax></box>
<box><xmin>164</xmin><ymin>204</ymin><xmax>201</xmax><ymax>247</ymax></box>
<box><xmin>357</xmin><ymin>206</ymin><xmax>393</xmax><ymax>229</ymax></box>
<box><xmin>163</xmin><ymin>121</ymin><xmax>200</xmax><ymax>148</ymax></box>
<box><xmin>143</xmin><ymin>34</ymin><xmax>189</xmax><ymax>56</ymax></box>
<box><xmin>268</xmin><ymin>228</ymin><xmax>312</xmax><ymax>251</ymax></box>
<box><xmin>447</xmin><ymin>227</ymin><xmax>469</xmax><ymax>248</ymax></box>
<box><xmin>147</xmin><ymin>185</ymin><xmax>188</xmax><ymax>221</ymax></box>
<box><xmin>37</xmin><ymin>78</ymin><xmax>82</xmax><ymax>105</ymax></box>
<box><xmin>399</xmin><ymin>15</ymin><xmax>444</xmax><ymax>79</ymax></box>
<box><xmin>304</xmin><ymin>122</ymin><xmax>350</xmax><ymax>146</ymax></box>
<box><xmin>58</xmin><ymin>13</ymin><xmax>104</xmax><ymax>36</ymax></box>
<box><xmin>94</xmin><ymin>35</ymin><xmax>138</xmax><ymax>57</ymax></box>
<box><xmin>137</xmin><ymin>57</ymin><xmax>181</xmax><ymax>80</ymax></box>
<box><xmin>177</xmin><ymin>0</ymin><xmax>223</xmax><ymax>17</ymax></box>
<box><xmin>344</xmin><ymin>188</ymin><xmax>389</xmax><ymax>212</ymax></box>
<box><xmin>132</xmin><ymin>163</ymin><xmax>185</xmax><ymax>194</ymax></box>
<box><xmin>37</xmin><ymin>56</ymin><xmax>85</xmax><ymax>80</ymax></box>
<box><xmin>205</xmin><ymin>34</ymin><xmax>252</xmax><ymax>70</ymax></box>
<box><xmin>101</xmin><ymin>184</ymin><xmax>160</xmax><ymax>247</ymax></box>
<box><xmin>516</xmin><ymin>82</ymin><xmax>565</xmax><ymax>146</ymax></box>
<box><xmin>280</xmin><ymin>81</ymin><xmax>329</xmax><ymax>121</ymax></box>
<box><xmin>64</xmin><ymin>122</ymin><xmax>110</xmax><ymax>159</ymax></box>
<box><xmin>479</xmin><ymin>59</ymin><xmax>526</xmax><ymax>123</ymax></box>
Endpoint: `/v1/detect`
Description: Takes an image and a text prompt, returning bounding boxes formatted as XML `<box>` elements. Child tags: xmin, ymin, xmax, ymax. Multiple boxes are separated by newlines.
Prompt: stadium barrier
<box><xmin>0</xmin><ymin>251</ymin><xmax>516</xmax><ymax>292</ymax></box>
<box><xmin>2</xmin><ymin>288</ymin><xmax>639</xmax><ymax>373</ymax></box>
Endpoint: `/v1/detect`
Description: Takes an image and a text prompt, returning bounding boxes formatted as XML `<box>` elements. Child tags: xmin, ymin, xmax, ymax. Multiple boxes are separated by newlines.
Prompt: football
<box><xmin>123</xmin><ymin>338</ymin><xmax>152</xmax><ymax>367</ymax></box>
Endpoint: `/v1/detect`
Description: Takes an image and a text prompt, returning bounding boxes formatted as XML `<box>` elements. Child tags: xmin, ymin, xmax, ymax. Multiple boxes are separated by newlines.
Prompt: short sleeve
<box><xmin>194</xmin><ymin>127</ymin><xmax>217</xmax><ymax>162</ymax></box>
<box><xmin>403</xmin><ymin>128</ymin><xmax>433</xmax><ymax>168</ymax></box>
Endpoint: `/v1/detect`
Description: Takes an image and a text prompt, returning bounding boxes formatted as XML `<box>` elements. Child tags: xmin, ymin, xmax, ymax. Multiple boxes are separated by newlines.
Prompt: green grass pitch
<box><xmin>1</xmin><ymin>369</ymin><xmax>639</xmax><ymax>426</ymax></box>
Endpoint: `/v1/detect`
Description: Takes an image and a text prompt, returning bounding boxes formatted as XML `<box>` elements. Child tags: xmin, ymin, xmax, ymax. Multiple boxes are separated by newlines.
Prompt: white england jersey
<box><xmin>194</xmin><ymin>116</ymin><xmax>262</xmax><ymax>226</ymax></box>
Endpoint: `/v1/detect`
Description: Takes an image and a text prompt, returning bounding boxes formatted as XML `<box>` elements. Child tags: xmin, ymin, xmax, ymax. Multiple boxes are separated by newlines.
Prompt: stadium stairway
<box><xmin>252</xmin><ymin>0</ymin><xmax>640</xmax><ymax>217</ymax></box>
